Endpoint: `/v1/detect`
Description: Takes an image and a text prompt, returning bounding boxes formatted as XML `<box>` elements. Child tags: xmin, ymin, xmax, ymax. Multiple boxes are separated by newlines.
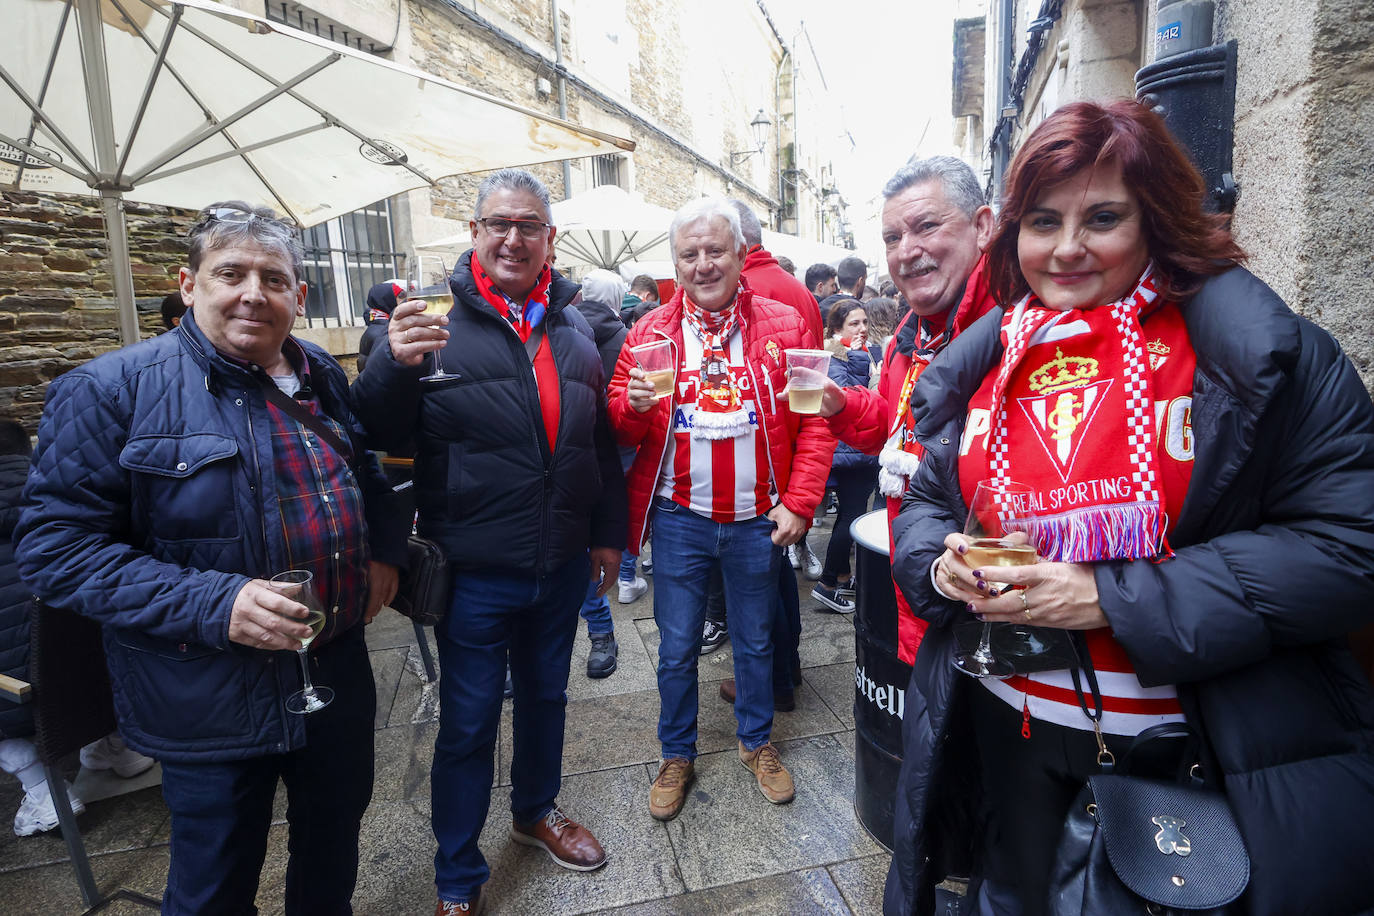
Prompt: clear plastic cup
<box><xmin>784</xmin><ymin>348</ymin><xmax>831</xmax><ymax>414</ymax></box>
<box><xmin>631</xmin><ymin>339</ymin><xmax>676</xmax><ymax>399</ymax></box>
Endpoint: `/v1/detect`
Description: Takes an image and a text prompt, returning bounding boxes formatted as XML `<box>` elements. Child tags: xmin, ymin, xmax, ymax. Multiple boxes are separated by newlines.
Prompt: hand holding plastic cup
<box><xmin>784</xmin><ymin>348</ymin><xmax>831</xmax><ymax>414</ymax></box>
<box><xmin>631</xmin><ymin>339</ymin><xmax>675</xmax><ymax>399</ymax></box>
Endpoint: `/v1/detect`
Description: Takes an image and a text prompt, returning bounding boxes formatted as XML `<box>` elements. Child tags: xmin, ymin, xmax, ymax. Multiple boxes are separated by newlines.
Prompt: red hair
<box><xmin>986</xmin><ymin>99</ymin><xmax>1245</xmax><ymax>306</ymax></box>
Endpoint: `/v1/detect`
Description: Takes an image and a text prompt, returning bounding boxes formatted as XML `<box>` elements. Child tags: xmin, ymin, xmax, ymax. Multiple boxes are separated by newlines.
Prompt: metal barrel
<box><xmin>850</xmin><ymin>509</ymin><xmax>911</xmax><ymax>852</ymax></box>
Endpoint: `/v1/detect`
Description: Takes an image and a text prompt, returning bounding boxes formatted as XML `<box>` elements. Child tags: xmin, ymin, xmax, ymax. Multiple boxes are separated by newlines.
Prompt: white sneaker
<box><xmin>785</xmin><ymin>544</ymin><xmax>802</xmax><ymax>570</ymax></box>
<box><xmin>13</xmin><ymin>784</ymin><xmax>84</xmax><ymax>837</ymax></box>
<box><xmin>617</xmin><ymin>576</ymin><xmax>649</xmax><ymax>604</ymax></box>
<box><xmin>80</xmin><ymin>734</ymin><xmax>155</xmax><ymax>778</ymax></box>
<box><xmin>800</xmin><ymin>542</ymin><xmax>823</xmax><ymax>580</ymax></box>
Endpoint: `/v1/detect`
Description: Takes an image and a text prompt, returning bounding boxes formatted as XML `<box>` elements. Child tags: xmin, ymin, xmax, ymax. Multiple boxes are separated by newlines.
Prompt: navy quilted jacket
<box><xmin>13</xmin><ymin>311</ymin><xmax>407</xmax><ymax>763</ymax></box>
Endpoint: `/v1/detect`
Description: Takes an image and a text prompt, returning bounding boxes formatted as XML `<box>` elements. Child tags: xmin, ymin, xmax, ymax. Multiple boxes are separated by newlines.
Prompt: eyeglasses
<box><xmin>192</xmin><ymin>206</ymin><xmax>298</xmax><ymax>233</ymax></box>
<box><xmin>476</xmin><ymin>217</ymin><xmax>551</xmax><ymax>240</ymax></box>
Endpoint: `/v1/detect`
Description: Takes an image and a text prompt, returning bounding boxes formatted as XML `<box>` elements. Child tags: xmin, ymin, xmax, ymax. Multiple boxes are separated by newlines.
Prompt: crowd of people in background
<box><xmin>4</xmin><ymin>95</ymin><xmax>1373</xmax><ymax>916</ymax></box>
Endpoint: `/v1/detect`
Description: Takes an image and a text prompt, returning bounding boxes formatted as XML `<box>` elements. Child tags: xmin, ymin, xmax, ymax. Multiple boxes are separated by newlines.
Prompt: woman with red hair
<box><xmin>884</xmin><ymin>100</ymin><xmax>1374</xmax><ymax>916</ymax></box>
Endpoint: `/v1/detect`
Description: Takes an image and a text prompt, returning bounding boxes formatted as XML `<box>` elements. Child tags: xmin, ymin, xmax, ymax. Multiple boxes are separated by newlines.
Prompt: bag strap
<box><xmin>257</xmin><ymin>375</ymin><xmax>355</xmax><ymax>468</ymax></box>
<box><xmin>1066</xmin><ymin>633</ymin><xmax>1116</xmax><ymax>770</ymax></box>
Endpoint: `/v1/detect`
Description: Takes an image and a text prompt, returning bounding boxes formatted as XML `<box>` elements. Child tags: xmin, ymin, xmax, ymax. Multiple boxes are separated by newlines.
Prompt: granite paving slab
<box><xmin>0</xmin><ymin>844</ymin><xmax>169</xmax><ymax>916</ymax></box>
<box><xmin>565</xmin><ymin>605</ymin><xmax>660</xmax><ymax>702</ymax></box>
<box><xmin>661</xmin><ymin>732</ymin><xmax>882</xmax><ymax>891</ymax></box>
<box><xmin>371</xmin><ymin>721</ymin><xmax>439</xmax><ymax>805</ymax></box>
<box><xmin>369</xmin><ymin>645</ymin><xmax>409</xmax><ymax>730</ymax></box>
<box><xmin>805</xmin><ymin>661</ymin><xmax>858</xmax><ymax>729</ymax></box>
<box><xmin>593</xmin><ymin>867</ymin><xmax>853</xmax><ymax>915</ymax></box>
<box><xmin>477</xmin><ymin>765</ymin><xmax>685</xmax><ymax>914</ymax></box>
<box><xmin>828</xmin><ymin>853</ymin><xmax>892</xmax><ymax>916</ymax></box>
<box><xmin>385</xmin><ymin>644</ymin><xmax>442</xmax><ymax>728</ymax></box>
<box><xmin>0</xmin><ymin>778</ymin><xmax>169</xmax><ymax>873</ymax></box>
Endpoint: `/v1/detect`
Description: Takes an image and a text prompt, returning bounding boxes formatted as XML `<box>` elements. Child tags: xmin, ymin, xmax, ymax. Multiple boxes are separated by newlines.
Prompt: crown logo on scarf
<box><xmin>1028</xmin><ymin>349</ymin><xmax>1100</xmax><ymax>395</ymax></box>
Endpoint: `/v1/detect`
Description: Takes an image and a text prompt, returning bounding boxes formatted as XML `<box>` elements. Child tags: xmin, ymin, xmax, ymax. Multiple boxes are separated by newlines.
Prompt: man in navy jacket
<box><xmin>15</xmin><ymin>202</ymin><xmax>405</xmax><ymax>915</ymax></box>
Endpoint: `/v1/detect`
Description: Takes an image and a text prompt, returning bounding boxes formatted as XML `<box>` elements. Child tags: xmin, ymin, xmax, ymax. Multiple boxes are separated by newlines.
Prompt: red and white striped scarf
<box><xmin>980</xmin><ymin>266</ymin><xmax>1167</xmax><ymax>562</ymax></box>
<box><xmin>682</xmin><ymin>293</ymin><xmax>752</xmax><ymax>439</ymax></box>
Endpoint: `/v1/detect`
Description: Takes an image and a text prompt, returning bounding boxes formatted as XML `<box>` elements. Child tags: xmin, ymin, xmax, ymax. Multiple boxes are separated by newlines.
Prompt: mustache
<box><xmin>897</xmin><ymin>257</ymin><xmax>938</xmax><ymax>277</ymax></box>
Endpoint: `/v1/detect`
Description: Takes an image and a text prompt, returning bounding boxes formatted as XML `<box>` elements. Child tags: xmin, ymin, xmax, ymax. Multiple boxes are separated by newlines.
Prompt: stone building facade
<box><xmin>0</xmin><ymin>0</ymin><xmax>840</xmax><ymax>431</ymax></box>
<box><xmin>952</xmin><ymin>0</ymin><xmax>1374</xmax><ymax>389</ymax></box>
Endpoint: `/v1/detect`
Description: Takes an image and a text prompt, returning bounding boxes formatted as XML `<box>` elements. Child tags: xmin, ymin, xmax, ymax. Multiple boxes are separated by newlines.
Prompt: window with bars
<box><xmin>592</xmin><ymin>154</ymin><xmax>625</xmax><ymax>189</ymax></box>
<box><xmin>300</xmin><ymin>200</ymin><xmax>404</xmax><ymax>328</ymax></box>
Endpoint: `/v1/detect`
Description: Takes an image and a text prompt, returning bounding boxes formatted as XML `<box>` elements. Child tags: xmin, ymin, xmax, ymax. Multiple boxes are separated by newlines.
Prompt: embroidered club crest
<box><xmin>1147</xmin><ymin>338</ymin><xmax>1170</xmax><ymax>371</ymax></box>
<box><xmin>1016</xmin><ymin>349</ymin><xmax>1111</xmax><ymax>482</ymax></box>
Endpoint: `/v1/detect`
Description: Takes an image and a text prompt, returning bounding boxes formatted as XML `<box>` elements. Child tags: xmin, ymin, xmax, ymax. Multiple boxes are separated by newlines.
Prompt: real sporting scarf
<box><xmin>471</xmin><ymin>253</ymin><xmax>551</xmax><ymax>343</ymax></box>
<box><xmin>682</xmin><ymin>291</ymin><xmax>752</xmax><ymax>440</ymax></box>
<box><xmin>973</xmin><ymin>265</ymin><xmax>1169</xmax><ymax>562</ymax></box>
<box><xmin>877</xmin><ymin>316</ymin><xmax>948</xmax><ymax>498</ymax></box>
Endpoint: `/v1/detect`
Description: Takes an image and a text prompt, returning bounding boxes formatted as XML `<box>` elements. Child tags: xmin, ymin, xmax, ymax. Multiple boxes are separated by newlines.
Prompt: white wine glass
<box><xmin>268</xmin><ymin>570</ymin><xmax>332</xmax><ymax>714</ymax></box>
<box><xmin>409</xmin><ymin>253</ymin><xmax>453</xmax><ymax>383</ymax></box>
<box><xmin>952</xmin><ymin>480</ymin><xmax>1037</xmax><ymax>679</ymax></box>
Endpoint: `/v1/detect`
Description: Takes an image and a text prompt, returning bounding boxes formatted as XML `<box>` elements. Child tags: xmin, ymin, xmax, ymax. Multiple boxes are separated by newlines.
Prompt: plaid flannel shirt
<box><xmin>264</xmin><ymin>340</ymin><xmax>370</xmax><ymax>646</ymax></box>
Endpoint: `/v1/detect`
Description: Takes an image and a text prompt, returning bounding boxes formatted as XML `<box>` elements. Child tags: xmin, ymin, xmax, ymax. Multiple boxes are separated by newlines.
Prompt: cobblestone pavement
<box><xmin>0</xmin><ymin>519</ymin><xmax>893</xmax><ymax>915</ymax></box>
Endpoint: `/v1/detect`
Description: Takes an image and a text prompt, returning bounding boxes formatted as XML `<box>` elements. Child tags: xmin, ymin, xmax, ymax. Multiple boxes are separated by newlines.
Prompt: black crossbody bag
<box><xmin>1048</xmin><ymin>635</ymin><xmax>1250</xmax><ymax>915</ymax></box>
<box><xmin>258</xmin><ymin>378</ymin><xmax>449</xmax><ymax>626</ymax></box>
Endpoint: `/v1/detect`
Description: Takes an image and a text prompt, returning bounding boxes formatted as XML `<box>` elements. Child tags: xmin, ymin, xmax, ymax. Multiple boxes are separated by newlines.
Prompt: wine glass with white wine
<box><xmin>952</xmin><ymin>480</ymin><xmax>1038</xmax><ymax>679</ymax></box>
<box><xmin>268</xmin><ymin>570</ymin><xmax>332</xmax><ymax>714</ymax></box>
<box><xmin>409</xmin><ymin>253</ymin><xmax>453</xmax><ymax>383</ymax></box>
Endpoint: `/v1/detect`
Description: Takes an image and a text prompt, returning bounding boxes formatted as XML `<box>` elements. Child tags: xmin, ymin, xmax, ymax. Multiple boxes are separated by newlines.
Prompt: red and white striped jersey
<box><xmin>655</xmin><ymin>322</ymin><xmax>775</xmax><ymax>521</ymax></box>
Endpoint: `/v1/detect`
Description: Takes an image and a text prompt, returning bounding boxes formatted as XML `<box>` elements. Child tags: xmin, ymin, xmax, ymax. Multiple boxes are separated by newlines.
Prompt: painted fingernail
<box><xmin>966</xmin><ymin>603</ymin><xmax>976</xmax><ymax>613</ymax></box>
<box><xmin>972</xmin><ymin>569</ymin><xmax>984</xmax><ymax>579</ymax></box>
<box><xmin>975</xmin><ymin>614</ymin><xmax>986</xmax><ymax>622</ymax></box>
<box><xmin>989</xmin><ymin>587</ymin><xmax>1000</xmax><ymax>597</ymax></box>
<box><xmin>957</xmin><ymin>544</ymin><xmax>967</xmax><ymax>554</ymax></box>
<box><xmin>976</xmin><ymin>580</ymin><xmax>986</xmax><ymax>591</ymax></box>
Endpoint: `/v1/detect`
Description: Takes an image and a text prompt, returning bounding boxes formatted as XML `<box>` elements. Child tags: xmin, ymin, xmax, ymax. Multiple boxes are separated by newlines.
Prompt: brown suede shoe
<box><xmin>435</xmin><ymin>890</ymin><xmax>483</xmax><ymax>916</ymax></box>
<box><xmin>739</xmin><ymin>741</ymin><xmax>795</xmax><ymax>804</ymax></box>
<box><xmin>718</xmin><ymin>678</ymin><xmax>795</xmax><ymax>711</ymax></box>
<box><xmin>510</xmin><ymin>806</ymin><xmax>608</xmax><ymax>871</ymax></box>
<box><xmin>649</xmin><ymin>757</ymin><xmax>695</xmax><ymax>821</ymax></box>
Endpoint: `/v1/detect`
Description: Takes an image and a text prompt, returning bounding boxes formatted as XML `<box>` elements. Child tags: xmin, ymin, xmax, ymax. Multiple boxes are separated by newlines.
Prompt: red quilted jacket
<box><xmin>608</xmin><ymin>281</ymin><xmax>837</xmax><ymax>553</ymax></box>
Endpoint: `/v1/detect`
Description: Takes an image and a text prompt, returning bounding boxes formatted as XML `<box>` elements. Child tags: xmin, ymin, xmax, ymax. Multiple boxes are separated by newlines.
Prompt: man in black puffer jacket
<box><xmin>353</xmin><ymin>169</ymin><xmax>627</xmax><ymax>916</ymax></box>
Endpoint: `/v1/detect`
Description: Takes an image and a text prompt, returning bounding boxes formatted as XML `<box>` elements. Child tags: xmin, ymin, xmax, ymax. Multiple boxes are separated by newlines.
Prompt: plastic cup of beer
<box><xmin>631</xmin><ymin>339</ymin><xmax>675</xmax><ymax>399</ymax></box>
<box><xmin>784</xmin><ymin>348</ymin><xmax>831</xmax><ymax>414</ymax></box>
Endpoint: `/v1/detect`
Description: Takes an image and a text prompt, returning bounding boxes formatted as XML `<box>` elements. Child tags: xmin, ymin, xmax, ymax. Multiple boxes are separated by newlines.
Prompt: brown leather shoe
<box><xmin>435</xmin><ymin>890</ymin><xmax>483</xmax><ymax>916</ymax></box>
<box><xmin>649</xmin><ymin>757</ymin><xmax>695</xmax><ymax>821</ymax></box>
<box><xmin>739</xmin><ymin>741</ymin><xmax>795</xmax><ymax>804</ymax></box>
<box><xmin>718</xmin><ymin>678</ymin><xmax>795</xmax><ymax>711</ymax></box>
<box><xmin>510</xmin><ymin>806</ymin><xmax>608</xmax><ymax>871</ymax></box>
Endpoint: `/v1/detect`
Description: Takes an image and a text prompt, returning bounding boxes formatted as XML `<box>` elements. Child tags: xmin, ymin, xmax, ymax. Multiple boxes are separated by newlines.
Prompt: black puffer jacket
<box><xmin>571</xmin><ymin>295</ymin><xmax>628</xmax><ymax>385</ymax></box>
<box><xmin>0</xmin><ymin>453</ymin><xmax>33</xmax><ymax>738</ymax></box>
<box><xmin>352</xmin><ymin>251</ymin><xmax>627</xmax><ymax>575</ymax></box>
<box><xmin>884</xmin><ymin>268</ymin><xmax>1374</xmax><ymax>916</ymax></box>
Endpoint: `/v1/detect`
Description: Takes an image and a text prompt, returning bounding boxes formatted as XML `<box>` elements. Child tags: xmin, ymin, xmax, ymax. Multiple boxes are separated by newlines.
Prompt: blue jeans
<box><xmin>159</xmin><ymin>627</ymin><xmax>375</xmax><ymax>916</ymax></box>
<box><xmin>650</xmin><ymin>497</ymin><xmax>778</xmax><ymax>759</ymax></box>
<box><xmin>618</xmin><ymin>550</ymin><xmax>638</xmax><ymax>582</ymax></box>
<box><xmin>431</xmin><ymin>555</ymin><xmax>587</xmax><ymax>903</ymax></box>
<box><xmin>579</xmin><ymin>576</ymin><xmax>614</xmax><ymax>636</ymax></box>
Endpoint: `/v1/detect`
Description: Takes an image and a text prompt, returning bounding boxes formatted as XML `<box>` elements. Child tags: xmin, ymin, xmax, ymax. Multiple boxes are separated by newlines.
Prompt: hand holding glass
<box><xmin>267</xmin><ymin>570</ymin><xmax>332</xmax><ymax>713</ymax></box>
<box><xmin>631</xmin><ymin>340</ymin><xmax>676</xmax><ymax>398</ymax></box>
<box><xmin>784</xmin><ymin>348</ymin><xmax>831</xmax><ymax>414</ymax></box>
<box><xmin>953</xmin><ymin>480</ymin><xmax>1037</xmax><ymax>679</ymax></box>
<box><xmin>409</xmin><ymin>253</ymin><xmax>453</xmax><ymax>382</ymax></box>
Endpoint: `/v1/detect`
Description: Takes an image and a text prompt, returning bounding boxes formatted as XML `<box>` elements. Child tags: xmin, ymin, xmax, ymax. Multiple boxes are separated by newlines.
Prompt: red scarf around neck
<box><xmin>972</xmin><ymin>266</ymin><xmax>1170</xmax><ymax>562</ymax></box>
<box><xmin>472</xmin><ymin>253</ymin><xmax>552</xmax><ymax>343</ymax></box>
<box><xmin>682</xmin><ymin>289</ymin><xmax>752</xmax><ymax>439</ymax></box>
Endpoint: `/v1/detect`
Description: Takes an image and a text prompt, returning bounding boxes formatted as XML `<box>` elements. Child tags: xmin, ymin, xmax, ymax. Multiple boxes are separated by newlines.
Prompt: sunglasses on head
<box><xmin>193</xmin><ymin>206</ymin><xmax>297</xmax><ymax>233</ymax></box>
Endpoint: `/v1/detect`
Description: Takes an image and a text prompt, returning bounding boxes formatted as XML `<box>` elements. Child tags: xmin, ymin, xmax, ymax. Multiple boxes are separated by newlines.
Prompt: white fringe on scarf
<box><xmin>878</xmin><ymin>441</ymin><xmax>921</xmax><ymax>498</ymax></box>
<box><xmin>691</xmin><ymin>408</ymin><xmax>754</xmax><ymax>440</ymax></box>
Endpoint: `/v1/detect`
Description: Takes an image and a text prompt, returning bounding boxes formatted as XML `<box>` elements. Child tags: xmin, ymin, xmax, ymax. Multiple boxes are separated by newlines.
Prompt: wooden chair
<box><xmin>0</xmin><ymin>599</ymin><xmax>160</xmax><ymax>914</ymax></box>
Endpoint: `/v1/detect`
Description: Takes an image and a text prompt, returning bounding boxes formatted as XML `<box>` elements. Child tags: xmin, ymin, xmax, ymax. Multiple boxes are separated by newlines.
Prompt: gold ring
<box><xmin>405</xmin><ymin>329</ymin><xmax>412</xmax><ymax>343</ymax></box>
<box><xmin>947</xmin><ymin>570</ymin><xmax>959</xmax><ymax>585</ymax></box>
<box><xmin>1020</xmin><ymin>589</ymin><xmax>1033</xmax><ymax>620</ymax></box>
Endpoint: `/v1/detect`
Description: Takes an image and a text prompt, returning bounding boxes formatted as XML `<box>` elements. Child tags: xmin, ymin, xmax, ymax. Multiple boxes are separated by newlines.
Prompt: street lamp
<box><xmin>729</xmin><ymin>108</ymin><xmax>772</xmax><ymax>168</ymax></box>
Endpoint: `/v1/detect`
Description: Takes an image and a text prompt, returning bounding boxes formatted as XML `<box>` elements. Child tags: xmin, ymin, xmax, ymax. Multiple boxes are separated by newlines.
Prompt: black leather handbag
<box><xmin>390</xmin><ymin>535</ymin><xmax>450</xmax><ymax>627</ymax></box>
<box><xmin>1048</xmin><ymin>643</ymin><xmax>1250</xmax><ymax>915</ymax></box>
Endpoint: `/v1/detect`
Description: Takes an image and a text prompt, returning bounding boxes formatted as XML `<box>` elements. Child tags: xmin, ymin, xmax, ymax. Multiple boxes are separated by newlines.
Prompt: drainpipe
<box><xmin>990</xmin><ymin>0</ymin><xmax>1015</xmax><ymax>199</ymax></box>
<box><xmin>551</xmin><ymin>0</ymin><xmax>572</xmax><ymax>198</ymax></box>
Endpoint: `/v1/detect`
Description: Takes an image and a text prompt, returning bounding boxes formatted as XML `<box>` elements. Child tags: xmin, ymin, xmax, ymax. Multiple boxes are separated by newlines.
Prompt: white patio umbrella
<box><xmin>0</xmin><ymin>0</ymin><xmax>634</xmax><ymax>345</ymax></box>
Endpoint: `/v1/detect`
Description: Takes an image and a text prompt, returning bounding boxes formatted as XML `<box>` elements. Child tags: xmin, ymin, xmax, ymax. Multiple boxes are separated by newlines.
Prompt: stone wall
<box><xmin>0</xmin><ymin>192</ymin><xmax>187</xmax><ymax>432</ymax></box>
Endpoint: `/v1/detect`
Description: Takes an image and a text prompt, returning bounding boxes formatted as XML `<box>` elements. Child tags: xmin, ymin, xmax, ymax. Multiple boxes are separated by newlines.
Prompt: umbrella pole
<box><xmin>100</xmin><ymin>192</ymin><xmax>141</xmax><ymax>346</ymax></box>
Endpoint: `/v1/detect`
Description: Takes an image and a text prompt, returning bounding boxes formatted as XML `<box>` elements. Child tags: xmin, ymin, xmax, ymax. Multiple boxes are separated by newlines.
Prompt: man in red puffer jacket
<box><xmin>608</xmin><ymin>198</ymin><xmax>834</xmax><ymax>823</ymax></box>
